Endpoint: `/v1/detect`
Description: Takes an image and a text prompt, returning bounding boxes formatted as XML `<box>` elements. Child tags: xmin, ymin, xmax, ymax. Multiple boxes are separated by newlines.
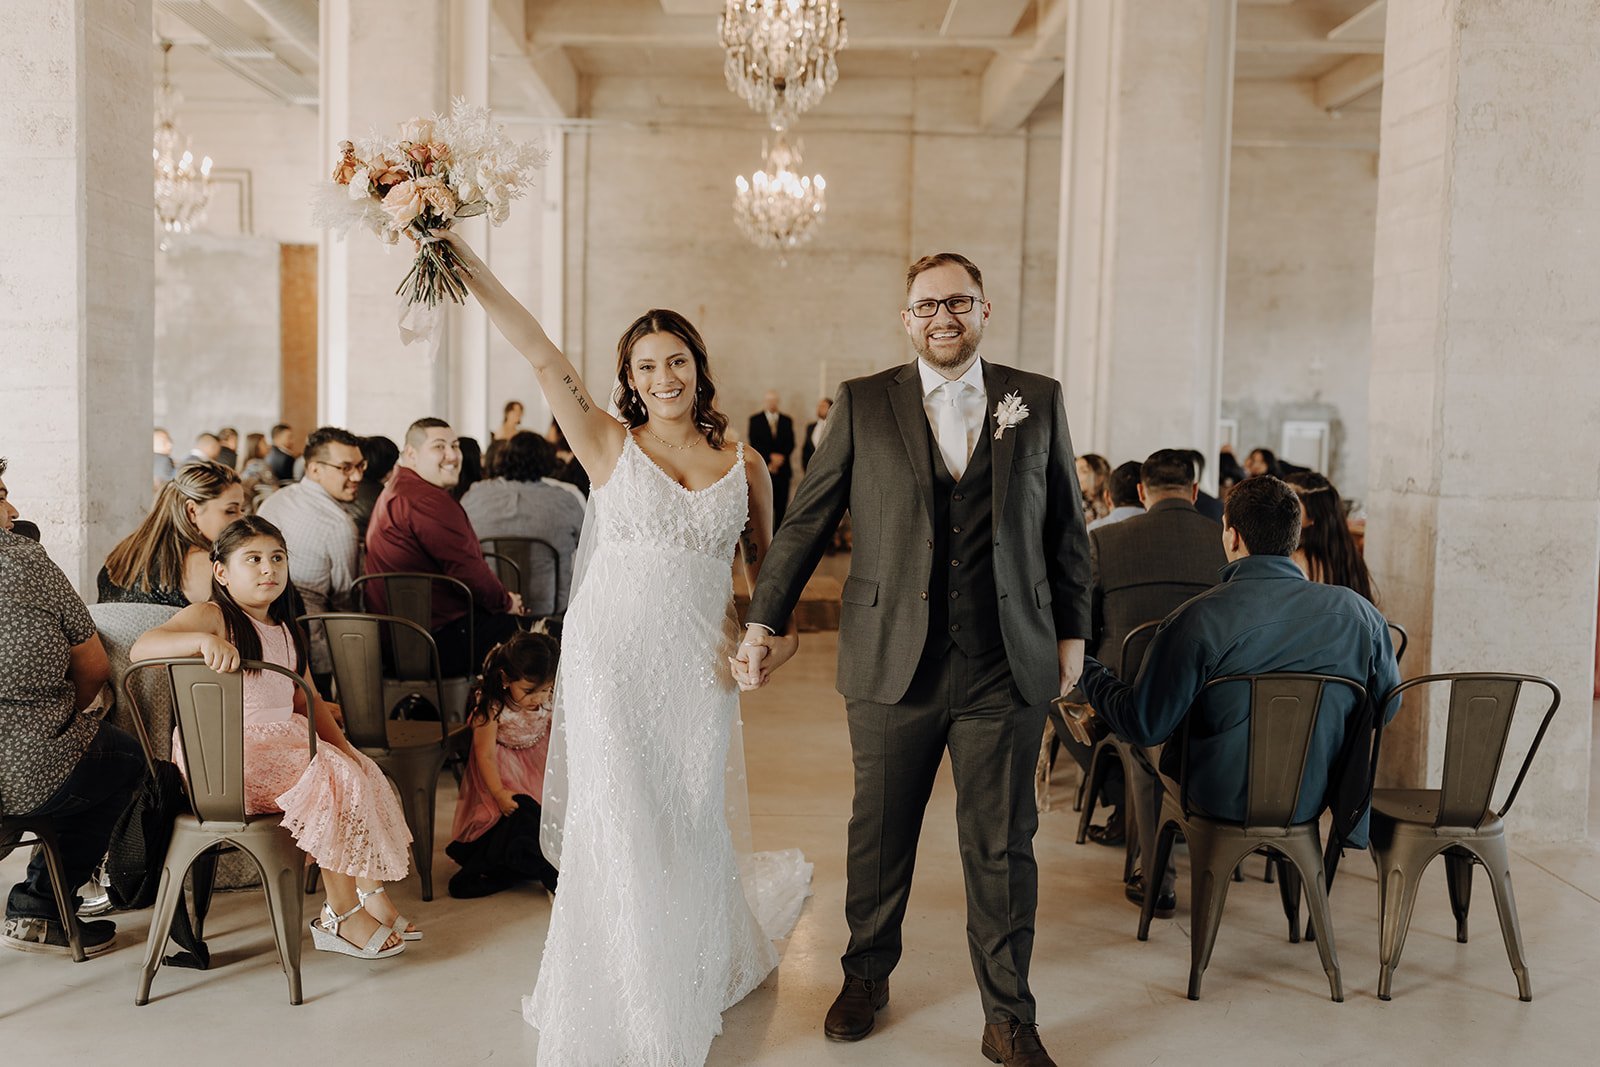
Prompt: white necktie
<box><xmin>937</xmin><ymin>381</ymin><xmax>969</xmax><ymax>480</ymax></box>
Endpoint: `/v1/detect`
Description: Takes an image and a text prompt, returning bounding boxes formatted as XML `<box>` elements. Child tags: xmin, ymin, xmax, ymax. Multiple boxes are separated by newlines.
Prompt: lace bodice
<box><xmin>590</xmin><ymin>434</ymin><xmax>747</xmax><ymax>561</ymax></box>
<box><xmin>492</xmin><ymin>699</ymin><xmax>551</xmax><ymax>749</ymax></box>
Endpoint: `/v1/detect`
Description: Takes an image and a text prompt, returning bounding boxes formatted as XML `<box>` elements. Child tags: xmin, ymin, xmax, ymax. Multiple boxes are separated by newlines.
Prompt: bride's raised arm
<box><xmin>432</xmin><ymin>229</ymin><xmax>624</xmax><ymax>478</ymax></box>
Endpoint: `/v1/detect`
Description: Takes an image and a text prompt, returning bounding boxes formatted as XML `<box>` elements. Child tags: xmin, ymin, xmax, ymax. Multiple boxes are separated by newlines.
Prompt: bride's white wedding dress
<box><xmin>525</xmin><ymin>433</ymin><xmax>812</xmax><ymax>1066</ymax></box>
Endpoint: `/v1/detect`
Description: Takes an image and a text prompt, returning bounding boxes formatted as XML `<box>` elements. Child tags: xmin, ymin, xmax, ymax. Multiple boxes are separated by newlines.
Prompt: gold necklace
<box><xmin>645</xmin><ymin>426</ymin><xmax>701</xmax><ymax>452</ymax></box>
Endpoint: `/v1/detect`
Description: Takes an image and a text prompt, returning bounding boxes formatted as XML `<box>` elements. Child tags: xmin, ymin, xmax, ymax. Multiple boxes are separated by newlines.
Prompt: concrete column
<box><xmin>1</xmin><ymin>1</ymin><xmax>153</xmax><ymax>592</ymax></box>
<box><xmin>319</xmin><ymin>0</ymin><xmax>452</xmax><ymax>443</ymax></box>
<box><xmin>447</xmin><ymin>0</ymin><xmax>492</xmax><ymax>445</ymax></box>
<box><xmin>1366</xmin><ymin>0</ymin><xmax>1600</xmax><ymax>839</ymax></box>
<box><xmin>1053</xmin><ymin>0</ymin><xmax>1235</xmax><ymax>474</ymax></box>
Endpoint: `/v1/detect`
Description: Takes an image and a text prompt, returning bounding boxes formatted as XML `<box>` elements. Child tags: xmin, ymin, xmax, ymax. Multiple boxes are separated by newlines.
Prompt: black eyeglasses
<box><xmin>907</xmin><ymin>295</ymin><xmax>980</xmax><ymax>318</ymax></box>
<box><xmin>313</xmin><ymin>459</ymin><xmax>368</xmax><ymax>477</ymax></box>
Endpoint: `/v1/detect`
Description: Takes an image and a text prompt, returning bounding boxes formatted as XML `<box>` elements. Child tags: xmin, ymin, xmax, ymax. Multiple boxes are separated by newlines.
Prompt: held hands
<box><xmin>1058</xmin><ymin>637</ymin><xmax>1085</xmax><ymax>697</ymax></box>
<box><xmin>730</xmin><ymin>624</ymin><xmax>799</xmax><ymax>691</ymax></box>
<box><xmin>197</xmin><ymin>635</ymin><xmax>241</xmax><ymax>674</ymax></box>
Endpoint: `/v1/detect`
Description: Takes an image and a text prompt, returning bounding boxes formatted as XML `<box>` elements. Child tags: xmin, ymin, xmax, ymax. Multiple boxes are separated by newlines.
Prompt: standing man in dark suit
<box><xmin>737</xmin><ymin>252</ymin><xmax>1090</xmax><ymax>1067</ymax></box>
<box><xmin>802</xmin><ymin>396</ymin><xmax>832</xmax><ymax>471</ymax></box>
<box><xmin>748</xmin><ymin>391</ymin><xmax>796</xmax><ymax>528</ymax></box>
<box><xmin>1061</xmin><ymin>450</ymin><xmax>1226</xmax><ymax>909</ymax></box>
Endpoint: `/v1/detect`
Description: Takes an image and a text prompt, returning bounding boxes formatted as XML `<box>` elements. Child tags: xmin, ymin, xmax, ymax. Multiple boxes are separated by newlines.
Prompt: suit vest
<box><xmin>926</xmin><ymin>419</ymin><xmax>1003</xmax><ymax>657</ymax></box>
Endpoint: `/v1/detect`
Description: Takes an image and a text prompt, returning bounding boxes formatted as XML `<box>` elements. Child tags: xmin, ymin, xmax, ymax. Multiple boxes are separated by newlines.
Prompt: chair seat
<box><xmin>1372</xmin><ymin>787</ymin><xmax>1501</xmax><ymax>836</ymax></box>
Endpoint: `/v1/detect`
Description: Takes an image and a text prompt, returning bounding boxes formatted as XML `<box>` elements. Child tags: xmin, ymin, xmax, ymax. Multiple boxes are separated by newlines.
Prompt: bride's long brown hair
<box><xmin>612</xmin><ymin>309</ymin><xmax>729</xmax><ymax>449</ymax></box>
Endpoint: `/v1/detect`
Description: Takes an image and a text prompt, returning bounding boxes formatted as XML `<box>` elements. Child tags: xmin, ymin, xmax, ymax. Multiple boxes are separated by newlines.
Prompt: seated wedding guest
<box><xmin>216</xmin><ymin>428</ymin><xmax>239</xmax><ymax>470</ymax></box>
<box><xmin>239</xmin><ymin>432</ymin><xmax>278</xmax><ymax>511</ymax></box>
<box><xmin>267</xmin><ymin>423</ymin><xmax>299</xmax><ymax>482</ymax></box>
<box><xmin>1087</xmin><ymin>460</ymin><xmax>1144</xmax><ymax>531</ymax></box>
<box><xmin>1</xmin><ymin>458</ymin><xmax>145</xmax><ymax>958</ymax></box>
<box><xmin>447</xmin><ymin>631</ymin><xmax>560</xmax><ymax>899</ymax></box>
<box><xmin>132</xmin><ymin>517</ymin><xmax>416</xmax><ymax>957</ymax></box>
<box><xmin>1286</xmin><ymin>471</ymin><xmax>1375</xmax><ymax>604</ymax></box>
<box><xmin>461</xmin><ymin>431</ymin><xmax>584</xmax><ymax>617</ymax></box>
<box><xmin>98</xmin><ymin>461</ymin><xmax>245</xmax><ymax>607</ymax></box>
<box><xmin>545</xmin><ymin>418</ymin><xmax>589</xmax><ymax>497</ymax></box>
<box><xmin>366</xmin><ymin>418</ymin><xmax>524</xmax><ymax>676</ymax></box>
<box><xmin>347</xmin><ymin>435</ymin><xmax>399</xmax><ymax>539</ymax></box>
<box><xmin>1064</xmin><ymin>449</ymin><xmax>1227</xmax><ymax>910</ymax></box>
<box><xmin>1217</xmin><ymin>444</ymin><xmax>1246</xmax><ymax>494</ymax></box>
<box><xmin>1185</xmin><ymin>448</ymin><xmax>1225</xmax><ymax>522</ymax></box>
<box><xmin>1076</xmin><ymin>452</ymin><xmax>1112</xmax><ymax>525</ymax></box>
<box><xmin>1078</xmin><ymin>475</ymin><xmax>1401</xmax><ymax>911</ymax></box>
<box><xmin>803</xmin><ymin>396</ymin><xmax>831</xmax><ymax>472</ymax></box>
<box><xmin>152</xmin><ymin>427</ymin><xmax>176</xmax><ymax>491</ymax></box>
<box><xmin>494</xmin><ymin>400</ymin><xmax>524</xmax><ymax>442</ymax></box>
<box><xmin>259</xmin><ymin>427</ymin><xmax>365</xmax><ymax>696</ymax></box>
<box><xmin>186</xmin><ymin>432</ymin><xmax>222</xmax><ymax>466</ymax></box>
<box><xmin>452</xmin><ymin>437</ymin><xmax>484</xmax><ymax>503</ymax></box>
<box><xmin>1244</xmin><ymin>447</ymin><xmax>1280</xmax><ymax>479</ymax></box>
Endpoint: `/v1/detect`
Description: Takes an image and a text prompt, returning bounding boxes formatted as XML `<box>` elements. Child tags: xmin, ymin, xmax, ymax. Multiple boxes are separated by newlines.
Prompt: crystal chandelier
<box><xmin>153</xmin><ymin>41</ymin><xmax>213</xmax><ymax>235</ymax></box>
<box><xmin>733</xmin><ymin>134</ymin><xmax>827</xmax><ymax>256</ymax></box>
<box><xmin>720</xmin><ymin>0</ymin><xmax>848</xmax><ymax>130</ymax></box>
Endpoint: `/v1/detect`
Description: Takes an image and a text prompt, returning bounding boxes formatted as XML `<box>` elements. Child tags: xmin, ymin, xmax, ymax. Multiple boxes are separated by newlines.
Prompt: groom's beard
<box><xmin>912</xmin><ymin>323</ymin><xmax>982</xmax><ymax>370</ymax></box>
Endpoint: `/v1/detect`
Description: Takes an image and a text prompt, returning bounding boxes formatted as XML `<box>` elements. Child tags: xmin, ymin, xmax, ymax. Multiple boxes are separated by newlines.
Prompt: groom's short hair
<box><xmin>906</xmin><ymin>252</ymin><xmax>984</xmax><ymax>297</ymax></box>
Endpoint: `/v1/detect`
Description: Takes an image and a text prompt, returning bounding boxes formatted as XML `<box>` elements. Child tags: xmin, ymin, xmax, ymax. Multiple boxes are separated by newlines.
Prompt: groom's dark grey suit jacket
<box><xmin>747</xmin><ymin>359</ymin><xmax>1092</xmax><ymax>707</ymax></box>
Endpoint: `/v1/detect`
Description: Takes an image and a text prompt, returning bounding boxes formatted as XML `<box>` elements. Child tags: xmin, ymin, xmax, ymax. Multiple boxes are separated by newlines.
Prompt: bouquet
<box><xmin>314</xmin><ymin>98</ymin><xmax>548</xmax><ymax>342</ymax></box>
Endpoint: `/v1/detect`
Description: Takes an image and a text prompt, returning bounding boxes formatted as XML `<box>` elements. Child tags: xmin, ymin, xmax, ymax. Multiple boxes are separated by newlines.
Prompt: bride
<box><xmin>438</xmin><ymin>230</ymin><xmax>812</xmax><ymax>1066</ymax></box>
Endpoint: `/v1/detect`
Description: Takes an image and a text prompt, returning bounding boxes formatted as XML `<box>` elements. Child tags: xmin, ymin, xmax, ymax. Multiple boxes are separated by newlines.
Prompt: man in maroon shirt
<box><xmin>365</xmin><ymin>418</ymin><xmax>525</xmax><ymax>675</ymax></box>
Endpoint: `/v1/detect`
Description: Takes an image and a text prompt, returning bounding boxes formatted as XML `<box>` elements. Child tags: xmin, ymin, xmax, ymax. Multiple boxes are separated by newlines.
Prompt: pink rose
<box><xmin>407</xmin><ymin>143</ymin><xmax>431</xmax><ymax>164</ymax></box>
<box><xmin>381</xmin><ymin>180</ymin><xmax>424</xmax><ymax>228</ymax></box>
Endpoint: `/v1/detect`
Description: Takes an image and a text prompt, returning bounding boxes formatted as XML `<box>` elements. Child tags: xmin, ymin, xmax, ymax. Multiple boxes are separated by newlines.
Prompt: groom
<box><xmin>739</xmin><ymin>253</ymin><xmax>1090</xmax><ymax>1067</ymax></box>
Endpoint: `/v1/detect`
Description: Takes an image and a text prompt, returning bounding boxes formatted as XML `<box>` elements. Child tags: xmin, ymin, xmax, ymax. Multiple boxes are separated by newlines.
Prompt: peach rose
<box><xmin>371</xmin><ymin>158</ymin><xmax>409</xmax><ymax>187</ymax></box>
<box><xmin>331</xmin><ymin>141</ymin><xmax>359</xmax><ymax>185</ymax></box>
<box><xmin>426</xmin><ymin>141</ymin><xmax>451</xmax><ymax>163</ymax></box>
<box><xmin>381</xmin><ymin>180</ymin><xmax>424</xmax><ymax>228</ymax></box>
<box><xmin>420</xmin><ymin>183</ymin><xmax>458</xmax><ymax>218</ymax></box>
<box><xmin>407</xmin><ymin>143</ymin><xmax>432</xmax><ymax>165</ymax></box>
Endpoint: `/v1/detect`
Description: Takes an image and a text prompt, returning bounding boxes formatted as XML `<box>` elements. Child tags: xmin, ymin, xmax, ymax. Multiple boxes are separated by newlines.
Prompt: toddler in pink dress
<box><xmin>447</xmin><ymin>631</ymin><xmax>560</xmax><ymax>898</ymax></box>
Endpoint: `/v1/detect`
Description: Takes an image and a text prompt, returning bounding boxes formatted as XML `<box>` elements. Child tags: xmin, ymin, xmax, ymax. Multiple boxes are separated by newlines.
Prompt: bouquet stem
<box><xmin>396</xmin><ymin>224</ymin><xmax>470</xmax><ymax>308</ymax></box>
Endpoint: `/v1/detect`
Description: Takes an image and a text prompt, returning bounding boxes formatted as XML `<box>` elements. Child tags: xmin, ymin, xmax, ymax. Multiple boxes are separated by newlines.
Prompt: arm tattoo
<box><xmin>740</xmin><ymin>525</ymin><xmax>760</xmax><ymax>566</ymax></box>
<box><xmin>561</xmin><ymin>374</ymin><xmax>591</xmax><ymax>413</ymax></box>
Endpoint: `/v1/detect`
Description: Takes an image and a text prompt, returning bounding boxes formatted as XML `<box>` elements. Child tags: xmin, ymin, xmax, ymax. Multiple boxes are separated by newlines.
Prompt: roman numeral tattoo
<box><xmin>561</xmin><ymin>374</ymin><xmax>591</xmax><ymax>413</ymax></box>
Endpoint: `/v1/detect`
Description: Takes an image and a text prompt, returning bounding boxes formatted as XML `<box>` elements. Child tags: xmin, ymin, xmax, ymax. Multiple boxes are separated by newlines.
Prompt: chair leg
<box><xmin>1138</xmin><ymin>820</ymin><xmax>1179</xmax><ymax>942</ymax></box>
<box><xmin>254</xmin><ymin>842</ymin><xmax>306</xmax><ymax>1006</ymax></box>
<box><xmin>1306</xmin><ymin>835</ymin><xmax>1342</xmax><ymax>942</ymax></box>
<box><xmin>304</xmin><ymin>862</ymin><xmax>321</xmax><ymax>896</ymax></box>
<box><xmin>1075</xmin><ymin>744</ymin><xmax>1109</xmax><ymax>845</ymax></box>
<box><xmin>137</xmin><ymin>836</ymin><xmax>209</xmax><ymax>1005</ymax></box>
<box><xmin>1443</xmin><ymin>846</ymin><xmax>1474</xmax><ymax>944</ymax></box>
<box><xmin>189</xmin><ymin>847</ymin><xmax>218</xmax><ymax>942</ymax></box>
<box><xmin>390</xmin><ymin>757</ymin><xmax>444</xmax><ymax>902</ymax></box>
<box><xmin>1185</xmin><ymin>833</ymin><xmax>1248</xmax><ymax>1001</ymax></box>
<box><xmin>1472</xmin><ymin>832</ymin><xmax>1532</xmax><ymax>1001</ymax></box>
<box><xmin>1374</xmin><ymin>846</ymin><xmax>1429</xmax><ymax>1001</ymax></box>
<box><xmin>1273</xmin><ymin>855</ymin><xmax>1303</xmax><ymax>944</ymax></box>
<box><xmin>1263</xmin><ymin>853</ymin><xmax>1276</xmax><ymax>884</ymax></box>
<box><xmin>1125</xmin><ymin>764</ymin><xmax>1158</xmax><ymax>886</ymax></box>
<box><xmin>34</xmin><ymin>831</ymin><xmax>86</xmax><ymax>963</ymax></box>
<box><xmin>1280</xmin><ymin>833</ymin><xmax>1342</xmax><ymax>1002</ymax></box>
<box><xmin>1072</xmin><ymin>773</ymin><xmax>1086</xmax><ymax>813</ymax></box>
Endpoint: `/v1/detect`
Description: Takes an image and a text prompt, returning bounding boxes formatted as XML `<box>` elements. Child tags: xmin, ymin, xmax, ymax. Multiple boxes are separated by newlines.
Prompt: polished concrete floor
<box><xmin>4</xmin><ymin>636</ymin><xmax>1598</xmax><ymax>1064</ymax></box>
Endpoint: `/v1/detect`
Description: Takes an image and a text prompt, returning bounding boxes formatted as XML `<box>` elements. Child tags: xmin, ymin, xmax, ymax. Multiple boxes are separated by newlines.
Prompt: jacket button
<box><xmin>950</xmin><ymin>591</ymin><xmax>960</xmax><ymax>599</ymax></box>
<box><xmin>950</xmin><ymin>623</ymin><xmax>961</xmax><ymax>632</ymax></box>
<box><xmin>952</xmin><ymin>525</ymin><xmax>962</xmax><ymax>534</ymax></box>
<box><xmin>926</xmin><ymin>539</ymin><xmax>933</xmax><ymax>549</ymax></box>
<box><xmin>954</xmin><ymin>493</ymin><xmax>964</xmax><ymax>502</ymax></box>
<box><xmin>919</xmin><ymin>591</ymin><xmax>928</xmax><ymax>600</ymax></box>
<box><xmin>951</xmin><ymin>559</ymin><xmax>960</xmax><ymax>568</ymax></box>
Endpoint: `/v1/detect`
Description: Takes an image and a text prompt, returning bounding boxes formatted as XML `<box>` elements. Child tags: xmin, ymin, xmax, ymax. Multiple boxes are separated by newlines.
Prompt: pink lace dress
<box><xmin>173</xmin><ymin>616</ymin><xmax>412</xmax><ymax>881</ymax></box>
<box><xmin>450</xmin><ymin>699</ymin><xmax>552</xmax><ymax>844</ymax></box>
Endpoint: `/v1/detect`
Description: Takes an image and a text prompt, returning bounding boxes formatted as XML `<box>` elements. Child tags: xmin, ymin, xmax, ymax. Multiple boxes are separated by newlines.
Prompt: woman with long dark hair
<box><xmin>1285</xmin><ymin>471</ymin><xmax>1376</xmax><ymax>603</ymax></box>
<box><xmin>436</xmin><ymin>229</ymin><xmax>811</xmax><ymax>1066</ymax></box>
<box><xmin>131</xmin><ymin>517</ymin><xmax>416</xmax><ymax>958</ymax></box>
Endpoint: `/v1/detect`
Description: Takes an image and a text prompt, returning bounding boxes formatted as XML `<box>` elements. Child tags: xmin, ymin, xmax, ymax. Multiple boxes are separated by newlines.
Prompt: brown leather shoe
<box><xmin>823</xmin><ymin>975</ymin><xmax>889</xmax><ymax>1041</ymax></box>
<box><xmin>981</xmin><ymin>1019</ymin><xmax>1056</xmax><ymax>1066</ymax></box>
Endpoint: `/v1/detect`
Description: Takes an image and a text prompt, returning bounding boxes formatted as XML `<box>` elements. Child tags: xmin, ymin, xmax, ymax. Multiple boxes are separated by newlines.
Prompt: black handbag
<box><xmin>104</xmin><ymin>759</ymin><xmax>209</xmax><ymax>968</ymax></box>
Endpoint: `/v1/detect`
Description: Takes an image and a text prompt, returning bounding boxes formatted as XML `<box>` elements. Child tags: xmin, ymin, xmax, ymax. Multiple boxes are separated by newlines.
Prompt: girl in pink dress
<box><xmin>447</xmin><ymin>631</ymin><xmax>560</xmax><ymax>898</ymax></box>
<box><xmin>133</xmin><ymin>517</ymin><xmax>417</xmax><ymax>959</ymax></box>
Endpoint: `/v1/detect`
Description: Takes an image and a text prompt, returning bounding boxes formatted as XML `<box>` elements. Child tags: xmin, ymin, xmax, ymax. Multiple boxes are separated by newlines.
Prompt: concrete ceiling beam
<box><xmin>1313</xmin><ymin>52</ymin><xmax>1384</xmax><ymax>111</ymax></box>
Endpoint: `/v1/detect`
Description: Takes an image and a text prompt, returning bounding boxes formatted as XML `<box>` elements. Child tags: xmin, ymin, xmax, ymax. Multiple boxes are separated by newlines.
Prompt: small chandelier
<box><xmin>720</xmin><ymin>0</ymin><xmax>848</xmax><ymax>131</ymax></box>
<box><xmin>153</xmin><ymin>40</ymin><xmax>213</xmax><ymax>235</ymax></box>
<box><xmin>733</xmin><ymin>134</ymin><xmax>827</xmax><ymax>256</ymax></box>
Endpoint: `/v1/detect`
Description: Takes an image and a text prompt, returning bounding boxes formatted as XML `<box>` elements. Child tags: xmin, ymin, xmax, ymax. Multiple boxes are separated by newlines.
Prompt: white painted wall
<box><xmin>171</xmin><ymin>103</ymin><xmax>322</xmax><ymax>244</ymax></box>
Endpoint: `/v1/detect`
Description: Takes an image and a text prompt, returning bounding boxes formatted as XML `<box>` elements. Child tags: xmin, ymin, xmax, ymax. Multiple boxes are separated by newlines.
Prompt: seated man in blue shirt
<box><xmin>1078</xmin><ymin>475</ymin><xmax>1400</xmax><ymax>915</ymax></box>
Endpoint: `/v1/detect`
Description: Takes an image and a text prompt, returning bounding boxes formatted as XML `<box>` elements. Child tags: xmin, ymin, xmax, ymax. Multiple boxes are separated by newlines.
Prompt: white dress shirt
<box><xmin>257</xmin><ymin>478</ymin><xmax>359</xmax><ymax>674</ymax></box>
<box><xmin>917</xmin><ymin>355</ymin><xmax>988</xmax><ymax>479</ymax></box>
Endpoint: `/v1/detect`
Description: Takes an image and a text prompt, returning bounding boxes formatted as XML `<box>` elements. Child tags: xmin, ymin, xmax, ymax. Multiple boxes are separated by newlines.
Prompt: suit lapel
<box><xmin>985</xmin><ymin>361</ymin><xmax>1015</xmax><ymax>533</ymax></box>
<box><xmin>889</xmin><ymin>363</ymin><xmax>937</xmax><ymax>531</ymax></box>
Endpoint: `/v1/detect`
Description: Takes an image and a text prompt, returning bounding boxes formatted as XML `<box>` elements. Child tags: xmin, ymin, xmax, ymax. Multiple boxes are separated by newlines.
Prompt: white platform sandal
<box><xmin>358</xmin><ymin>885</ymin><xmax>421</xmax><ymax>941</ymax></box>
<box><xmin>309</xmin><ymin>900</ymin><xmax>405</xmax><ymax>959</ymax></box>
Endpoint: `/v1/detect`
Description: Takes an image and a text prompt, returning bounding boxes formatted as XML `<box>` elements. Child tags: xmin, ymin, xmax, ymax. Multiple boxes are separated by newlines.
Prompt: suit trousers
<box><xmin>842</xmin><ymin>639</ymin><xmax>1046</xmax><ymax>1024</ymax></box>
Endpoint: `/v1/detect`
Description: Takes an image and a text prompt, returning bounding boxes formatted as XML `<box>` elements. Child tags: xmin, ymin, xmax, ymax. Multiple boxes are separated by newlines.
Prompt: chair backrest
<box><xmin>1195</xmin><ymin>673</ymin><xmax>1368</xmax><ymax>831</ymax></box>
<box><xmin>481</xmin><ymin>551</ymin><xmax>524</xmax><ymax>600</ymax></box>
<box><xmin>1387</xmin><ymin>621</ymin><xmax>1409</xmax><ymax>665</ymax></box>
<box><xmin>352</xmin><ymin>572</ymin><xmax>473</xmax><ymax>681</ymax></box>
<box><xmin>1117</xmin><ymin>619</ymin><xmax>1164</xmax><ymax>681</ymax></box>
<box><xmin>480</xmin><ymin>537</ymin><xmax>561</xmax><ymax>616</ymax></box>
<box><xmin>1384</xmin><ymin>672</ymin><xmax>1561</xmax><ymax>826</ymax></box>
<box><xmin>89</xmin><ymin>603</ymin><xmax>180</xmax><ymax>750</ymax></box>
<box><xmin>122</xmin><ymin>658</ymin><xmax>317</xmax><ymax>830</ymax></box>
<box><xmin>300</xmin><ymin>613</ymin><xmax>450</xmax><ymax>750</ymax></box>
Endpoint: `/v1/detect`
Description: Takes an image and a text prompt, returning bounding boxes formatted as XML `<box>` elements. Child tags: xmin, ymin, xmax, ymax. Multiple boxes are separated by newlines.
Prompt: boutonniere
<box><xmin>993</xmin><ymin>392</ymin><xmax>1030</xmax><ymax>440</ymax></box>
